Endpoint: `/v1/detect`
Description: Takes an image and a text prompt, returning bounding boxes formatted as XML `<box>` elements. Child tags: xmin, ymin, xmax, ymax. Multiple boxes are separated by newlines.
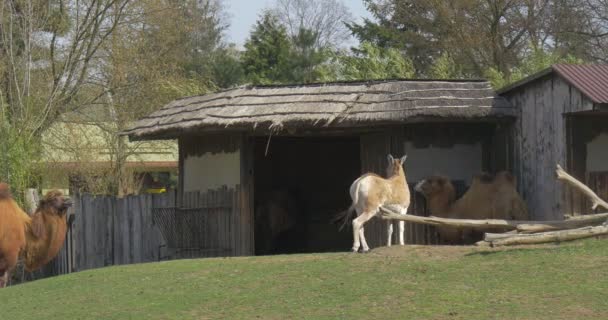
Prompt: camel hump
<box><xmin>472</xmin><ymin>172</ymin><xmax>516</xmax><ymax>185</ymax></box>
<box><xmin>474</xmin><ymin>172</ymin><xmax>495</xmax><ymax>184</ymax></box>
<box><xmin>0</xmin><ymin>183</ymin><xmax>11</xmax><ymax>200</ymax></box>
<box><xmin>495</xmin><ymin>171</ymin><xmax>516</xmax><ymax>185</ymax></box>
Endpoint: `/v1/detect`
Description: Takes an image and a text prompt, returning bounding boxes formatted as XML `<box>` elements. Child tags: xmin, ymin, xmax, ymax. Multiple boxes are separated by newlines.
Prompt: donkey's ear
<box><xmin>387</xmin><ymin>154</ymin><xmax>394</xmax><ymax>163</ymax></box>
<box><xmin>400</xmin><ymin>155</ymin><xmax>407</xmax><ymax>165</ymax></box>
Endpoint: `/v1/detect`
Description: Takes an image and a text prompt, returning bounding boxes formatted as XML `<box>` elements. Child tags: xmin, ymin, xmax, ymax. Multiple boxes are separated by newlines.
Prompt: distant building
<box><xmin>42</xmin><ymin>120</ymin><xmax>178</xmax><ymax>196</ymax></box>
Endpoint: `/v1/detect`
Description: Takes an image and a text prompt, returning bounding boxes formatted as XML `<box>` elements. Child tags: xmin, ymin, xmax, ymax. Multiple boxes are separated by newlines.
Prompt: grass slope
<box><xmin>1</xmin><ymin>239</ymin><xmax>608</xmax><ymax>320</ymax></box>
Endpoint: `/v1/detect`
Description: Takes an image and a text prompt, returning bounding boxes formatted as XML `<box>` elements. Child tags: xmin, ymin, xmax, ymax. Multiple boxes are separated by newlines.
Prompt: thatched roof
<box><xmin>125</xmin><ymin>79</ymin><xmax>514</xmax><ymax>140</ymax></box>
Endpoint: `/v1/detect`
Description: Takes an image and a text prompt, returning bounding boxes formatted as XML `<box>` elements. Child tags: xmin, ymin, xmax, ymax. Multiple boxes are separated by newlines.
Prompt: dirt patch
<box><xmin>367</xmin><ymin>242</ymin><xmax>568</xmax><ymax>261</ymax></box>
<box><xmin>369</xmin><ymin>245</ymin><xmax>479</xmax><ymax>261</ymax></box>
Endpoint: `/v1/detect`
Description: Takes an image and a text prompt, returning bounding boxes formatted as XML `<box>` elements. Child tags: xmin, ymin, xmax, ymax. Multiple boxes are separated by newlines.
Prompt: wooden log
<box><xmin>557</xmin><ymin>164</ymin><xmax>608</xmax><ymax>211</ymax></box>
<box><xmin>379</xmin><ymin>206</ymin><xmax>608</xmax><ymax>233</ymax></box>
<box><xmin>477</xmin><ymin>225</ymin><xmax>608</xmax><ymax>247</ymax></box>
<box><xmin>378</xmin><ymin>207</ymin><xmax>520</xmax><ymax>229</ymax></box>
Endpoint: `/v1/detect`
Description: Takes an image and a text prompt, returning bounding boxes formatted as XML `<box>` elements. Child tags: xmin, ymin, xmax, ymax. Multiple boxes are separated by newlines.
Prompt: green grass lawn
<box><xmin>1</xmin><ymin>239</ymin><xmax>608</xmax><ymax>320</ymax></box>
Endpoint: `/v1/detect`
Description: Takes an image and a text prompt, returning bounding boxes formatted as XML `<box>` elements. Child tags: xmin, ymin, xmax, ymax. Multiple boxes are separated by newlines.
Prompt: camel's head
<box><xmin>386</xmin><ymin>154</ymin><xmax>407</xmax><ymax>177</ymax></box>
<box><xmin>414</xmin><ymin>175</ymin><xmax>455</xmax><ymax>202</ymax></box>
<box><xmin>39</xmin><ymin>190</ymin><xmax>72</xmax><ymax>216</ymax></box>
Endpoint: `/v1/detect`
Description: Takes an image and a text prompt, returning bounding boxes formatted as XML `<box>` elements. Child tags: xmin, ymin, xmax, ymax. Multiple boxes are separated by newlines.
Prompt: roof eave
<box><xmin>125</xmin><ymin>112</ymin><xmax>517</xmax><ymax>141</ymax></box>
<box><xmin>496</xmin><ymin>66</ymin><xmax>555</xmax><ymax>95</ymax></box>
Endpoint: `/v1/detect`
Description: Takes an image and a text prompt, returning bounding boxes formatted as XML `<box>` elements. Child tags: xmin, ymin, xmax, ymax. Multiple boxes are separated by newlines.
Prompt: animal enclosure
<box><xmin>123</xmin><ymin>79</ymin><xmax>516</xmax><ymax>253</ymax></box>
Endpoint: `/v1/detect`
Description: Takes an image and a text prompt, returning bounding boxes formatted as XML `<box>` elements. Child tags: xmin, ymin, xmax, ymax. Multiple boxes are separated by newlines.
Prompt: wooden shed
<box><xmin>499</xmin><ymin>64</ymin><xmax>608</xmax><ymax>220</ymax></box>
<box><xmin>125</xmin><ymin>79</ymin><xmax>516</xmax><ymax>256</ymax></box>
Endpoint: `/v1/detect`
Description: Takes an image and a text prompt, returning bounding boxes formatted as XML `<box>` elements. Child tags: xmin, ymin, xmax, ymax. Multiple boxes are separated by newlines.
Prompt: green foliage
<box><xmin>242</xmin><ymin>12</ymin><xmax>293</xmax><ymax>85</ymax></box>
<box><xmin>0</xmin><ymin>120</ymin><xmax>41</xmax><ymax>205</ymax></box>
<box><xmin>429</xmin><ymin>52</ymin><xmax>466</xmax><ymax>79</ymax></box>
<box><xmin>288</xmin><ymin>28</ymin><xmax>332</xmax><ymax>83</ymax></box>
<box><xmin>337</xmin><ymin>42</ymin><xmax>415</xmax><ymax>80</ymax></box>
<box><xmin>486</xmin><ymin>45</ymin><xmax>584</xmax><ymax>89</ymax></box>
<box><xmin>209</xmin><ymin>46</ymin><xmax>245</xmax><ymax>88</ymax></box>
<box><xmin>349</xmin><ymin>0</ymin><xmax>594</xmax><ymax>78</ymax></box>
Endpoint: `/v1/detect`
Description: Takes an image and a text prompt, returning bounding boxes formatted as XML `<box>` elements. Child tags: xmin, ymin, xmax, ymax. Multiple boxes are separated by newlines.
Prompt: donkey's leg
<box><xmin>359</xmin><ymin>227</ymin><xmax>370</xmax><ymax>252</ymax></box>
<box><xmin>386</xmin><ymin>221</ymin><xmax>393</xmax><ymax>247</ymax></box>
<box><xmin>352</xmin><ymin>211</ymin><xmax>375</xmax><ymax>253</ymax></box>
<box><xmin>352</xmin><ymin>214</ymin><xmax>362</xmax><ymax>253</ymax></box>
<box><xmin>398</xmin><ymin>221</ymin><xmax>405</xmax><ymax>245</ymax></box>
<box><xmin>398</xmin><ymin>206</ymin><xmax>408</xmax><ymax>246</ymax></box>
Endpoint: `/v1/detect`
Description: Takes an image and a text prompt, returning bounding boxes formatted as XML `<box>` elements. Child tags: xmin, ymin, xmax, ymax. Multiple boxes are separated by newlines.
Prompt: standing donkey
<box><xmin>339</xmin><ymin>154</ymin><xmax>410</xmax><ymax>253</ymax></box>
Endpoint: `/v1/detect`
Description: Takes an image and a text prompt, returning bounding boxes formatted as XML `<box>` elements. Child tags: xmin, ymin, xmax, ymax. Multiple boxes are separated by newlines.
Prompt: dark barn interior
<box><xmin>253</xmin><ymin>136</ymin><xmax>361</xmax><ymax>255</ymax></box>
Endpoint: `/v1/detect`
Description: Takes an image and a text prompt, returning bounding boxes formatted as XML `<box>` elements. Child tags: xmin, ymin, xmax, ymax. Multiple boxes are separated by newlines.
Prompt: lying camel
<box><xmin>414</xmin><ymin>172</ymin><xmax>528</xmax><ymax>244</ymax></box>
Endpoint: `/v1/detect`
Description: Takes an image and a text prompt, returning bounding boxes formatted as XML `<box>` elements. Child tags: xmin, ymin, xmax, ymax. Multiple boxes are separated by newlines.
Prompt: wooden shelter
<box><xmin>499</xmin><ymin>64</ymin><xmax>608</xmax><ymax>220</ymax></box>
<box><xmin>125</xmin><ymin>79</ymin><xmax>516</xmax><ymax>256</ymax></box>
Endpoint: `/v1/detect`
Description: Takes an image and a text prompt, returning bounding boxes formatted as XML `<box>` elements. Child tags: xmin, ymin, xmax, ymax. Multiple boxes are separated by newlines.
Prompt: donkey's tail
<box><xmin>332</xmin><ymin>180</ymin><xmax>362</xmax><ymax>231</ymax></box>
<box><xmin>332</xmin><ymin>204</ymin><xmax>356</xmax><ymax>231</ymax></box>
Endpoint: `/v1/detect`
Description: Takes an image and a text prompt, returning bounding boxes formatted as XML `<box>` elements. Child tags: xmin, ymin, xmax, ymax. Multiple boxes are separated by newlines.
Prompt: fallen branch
<box><xmin>557</xmin><ymin>164</ymin><xmax>608</xmax><ymax>211</ymax></box>
<box><xmin>379</xmin><ymin>206</ymin><xmax>608</xmax><ymax>233</ymax></box>
<box><xmin>476</xmin><ymin>224</ymin><xmax>608</xmax><ymax>247</ymax></box>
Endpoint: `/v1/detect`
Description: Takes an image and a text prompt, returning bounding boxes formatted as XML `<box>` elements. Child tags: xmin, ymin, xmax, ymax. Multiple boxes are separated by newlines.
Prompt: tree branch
<box><xmin>556</xmin><ymin>164</ymin><xmax>608</xmax><ymax>211</ymax></box>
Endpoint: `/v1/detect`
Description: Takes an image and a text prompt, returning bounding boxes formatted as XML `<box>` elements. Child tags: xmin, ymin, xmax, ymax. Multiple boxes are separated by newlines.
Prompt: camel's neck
<box><xmin>24</xmin><ymin>212</ymin><xmax>68</xmax><ymax>272</ymax></box>
<box><xmin>427</xmin><ymin>194</ymin><xmax>452</xmax><ymax>217</ymax></box>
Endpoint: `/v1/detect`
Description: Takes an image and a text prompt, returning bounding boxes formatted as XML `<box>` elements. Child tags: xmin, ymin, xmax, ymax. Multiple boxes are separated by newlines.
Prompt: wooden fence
<box><xmin>40</xmin><ymin>189</ymin><xmax>241</xmax><ymax>279</ymax></box>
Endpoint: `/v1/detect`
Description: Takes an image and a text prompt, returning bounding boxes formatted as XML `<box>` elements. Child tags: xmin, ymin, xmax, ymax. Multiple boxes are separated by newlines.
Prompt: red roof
<box><xmin>553</xmin><ymin>64</ymin><xmax>608</xmax><ymax>104</ymax></box>
<box><xmin>498</xmin><ymin>64</ymin><xmax>608</xmax><ymax>104</ymax></box>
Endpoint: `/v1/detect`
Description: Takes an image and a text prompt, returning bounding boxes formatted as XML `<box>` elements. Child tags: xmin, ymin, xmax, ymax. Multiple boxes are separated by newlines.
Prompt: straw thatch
<box><xmin>124</xmin><ymin>79</ymin><xmax>514</xmax><ymax>140</ymax></box>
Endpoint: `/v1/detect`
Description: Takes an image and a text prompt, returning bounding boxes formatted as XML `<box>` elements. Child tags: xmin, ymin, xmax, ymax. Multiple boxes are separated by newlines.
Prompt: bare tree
<box><xmin>270</xmin><ymin>0</ymin><xmax>354</xmax><ymax>48</ymax></box>
<box><xmin>0</xmin><ymin>0</ymin><xmax>131</xmax><ymax>138</ymax></box>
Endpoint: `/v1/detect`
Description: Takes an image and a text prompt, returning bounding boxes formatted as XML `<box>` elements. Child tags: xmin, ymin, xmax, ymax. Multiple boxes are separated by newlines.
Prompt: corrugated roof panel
<box><xmin>553</xmin><ymin>64</ymin><xmax>608</xmax><ymax>104</ymax></box>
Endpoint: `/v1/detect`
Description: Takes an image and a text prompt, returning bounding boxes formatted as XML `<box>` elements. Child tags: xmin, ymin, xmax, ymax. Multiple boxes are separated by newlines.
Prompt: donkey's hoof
<box><xmin>351</xmin><ymin>248</ymin><xmax>359</xmax><ymax>253</ymax></box>
<box><xmin>360</xmin><ymin>249</ymin><xmax>370</xmax><ymax>254</ymax></box>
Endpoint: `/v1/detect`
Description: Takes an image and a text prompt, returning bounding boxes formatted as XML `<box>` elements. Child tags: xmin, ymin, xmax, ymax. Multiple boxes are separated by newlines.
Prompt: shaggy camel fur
<box><xmin>415</xmin><ymin>171</ymin><xmax>528</xmax><ymax>244</ymax></box>
<box><xmin>0</xmin><ymin>184</ymin><xmax>72</xmax><ymax>288</ymax></box>
<box><xmin>339</xmin><ymin>155</ymin><xmax>410</xmax><ymax>253</ymax></box>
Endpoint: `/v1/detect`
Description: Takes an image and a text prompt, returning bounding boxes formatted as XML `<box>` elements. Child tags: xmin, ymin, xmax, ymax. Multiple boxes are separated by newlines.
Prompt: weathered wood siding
<box><xmin>179</xmin><ymin>134</ymin><xmax>254</xmax><ymax>256</ymax></box>
<box><xmin>504</xmin><ymin>76</ymin><xmax>595</xmax><ymax>220</ymax></box>
<box><xmin>71</xmin><ymin>192</ymin><xmax>175</xmax><ymax>271</ymax></box>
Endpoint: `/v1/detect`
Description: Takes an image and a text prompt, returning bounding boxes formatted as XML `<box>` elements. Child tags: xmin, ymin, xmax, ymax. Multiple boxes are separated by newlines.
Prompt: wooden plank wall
<box><xmin>504</xmin><ymin>75</ymin><xmax>595</xmax><ymax>220</ymax></box>
<box><xmin>178</xmin><ymin>133</ymin><xmax>253</xmax><ymax>256</ymax></box>
<box><xmin>181</xmin><ymin>188</ymin><xmax>237</xmax><ymax>257</ymax></box>
<box><xmin>71</xmin><ymin>192</ymin><xmax>175</xmax><ymax>272</ymax></box>
<box><xmin>588</xmin><ymin>172</ymin><xmax>608</xmax><ymax>213</ymax></box>
<box><xmin>45</xmin><ymin>186</ymin><xmax>247</xmax><ymax>276</ymax></box>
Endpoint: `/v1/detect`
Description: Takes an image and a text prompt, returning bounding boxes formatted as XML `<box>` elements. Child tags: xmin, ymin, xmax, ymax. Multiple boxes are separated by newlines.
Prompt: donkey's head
<box><xmin>386</xmin><ymin>154</ymin><xmax>407</xmax><ymax>177</ymax></box>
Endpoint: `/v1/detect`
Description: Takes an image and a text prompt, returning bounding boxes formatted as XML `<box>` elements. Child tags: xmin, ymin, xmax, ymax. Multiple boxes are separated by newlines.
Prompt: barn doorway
<box><xmin>253</xmin><ymin>136</ymin><xmax>360</xmax><ymax>255</ymax></box>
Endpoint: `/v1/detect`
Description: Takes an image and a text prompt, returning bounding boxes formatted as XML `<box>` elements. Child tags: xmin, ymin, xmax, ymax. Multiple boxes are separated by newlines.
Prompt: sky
<box><xmin>223</xmin><ymin>0</ymin><xmax>373</xmax><ymax>47</ymax></box>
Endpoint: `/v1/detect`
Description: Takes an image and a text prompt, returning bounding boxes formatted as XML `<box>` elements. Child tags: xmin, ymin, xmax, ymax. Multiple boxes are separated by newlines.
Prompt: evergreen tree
<box><xmin>241</xmin><ymin>12</ymin><xmax>293</xmax><ymax>84</ymax></box>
